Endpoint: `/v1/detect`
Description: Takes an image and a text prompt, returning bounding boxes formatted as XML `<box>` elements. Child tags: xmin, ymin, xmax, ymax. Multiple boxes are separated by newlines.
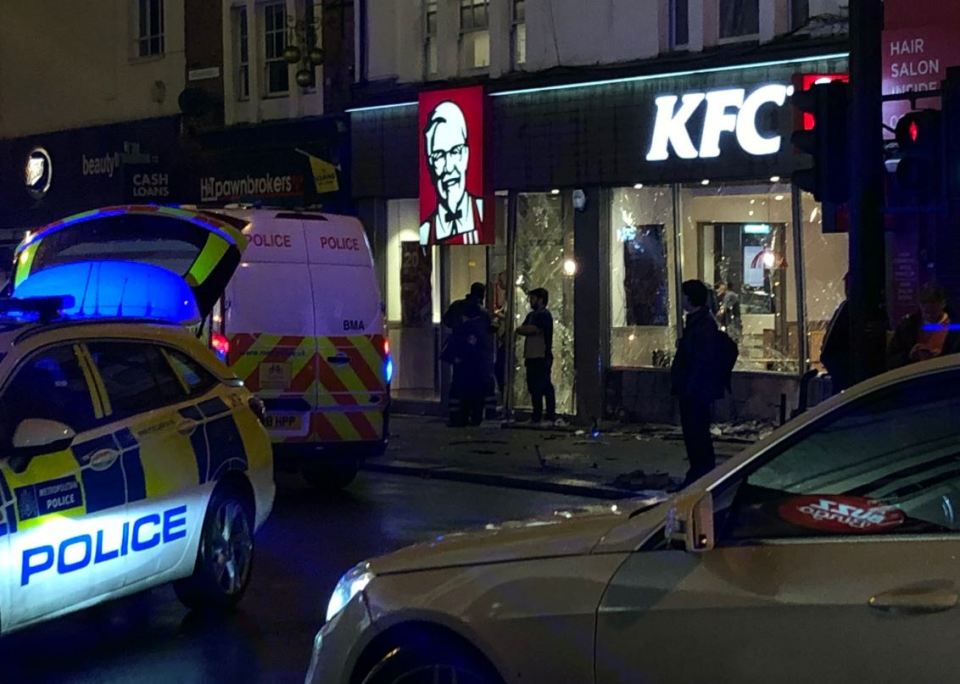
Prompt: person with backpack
<box><xmin>671</xmin><ymin>280</ymin><xmax>738</xmax><ymax>486</ymax></box>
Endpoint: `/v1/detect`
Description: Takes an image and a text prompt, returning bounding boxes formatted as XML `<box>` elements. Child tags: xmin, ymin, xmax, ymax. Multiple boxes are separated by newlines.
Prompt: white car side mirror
<box><xmin>13</xmin><ymin>418</ymin><xmax>76</xmax><ymax>451</ymax></box>
<box><xmin>666</xmin><ymin>490</ymin><xmax>715</xmax><ymax>553</ymax></box>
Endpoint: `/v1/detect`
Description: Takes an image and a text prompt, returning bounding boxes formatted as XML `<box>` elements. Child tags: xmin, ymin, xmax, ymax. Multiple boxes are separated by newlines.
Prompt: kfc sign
<box><xmin>646</xmin><ymin>84</ymin><xmax>794</xmax><ymax>162</ymax></box>
<box><xmin>418</xmin><ymin>86</ymin><xmax>493</xmax><ymax>246</ymax></box>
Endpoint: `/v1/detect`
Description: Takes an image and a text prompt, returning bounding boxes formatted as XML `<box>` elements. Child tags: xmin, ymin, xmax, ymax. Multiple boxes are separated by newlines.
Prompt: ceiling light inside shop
<box><xmin>700</xmin><ymin>179</ymin><xmax>710</xmax><ymax>186</ymax></box>
<box><xmin>770</xmin><ymin>175</ymin><xmax>781</xmax><ymax>183</ymax></box>
<box><xmin>563</xmin><ymin>258</ymin><xmax>578</xmax><ymax>277</ymax></box>
<box><xmin>634</xmin><ymin>183</ymin><xmax>644</xmax><ymax>189</ymax></box>
<box><xmin>551</xmin><ymin>189</ymin><xmax>561</xmax><ymax>195</ymax></box>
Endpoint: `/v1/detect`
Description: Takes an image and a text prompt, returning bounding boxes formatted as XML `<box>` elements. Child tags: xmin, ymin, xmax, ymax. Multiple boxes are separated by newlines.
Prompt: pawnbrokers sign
<box><xmin>200</xmin><ymin>173</ymin><xmax>303</xmax><ymax>203</ymax></box>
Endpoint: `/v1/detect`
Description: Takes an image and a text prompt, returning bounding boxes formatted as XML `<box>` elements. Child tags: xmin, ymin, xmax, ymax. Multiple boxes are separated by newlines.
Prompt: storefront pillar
<box><xmin>574</xmin><ymin>187</ymin><xmax>604</xmax><ymax>424</ymax></box>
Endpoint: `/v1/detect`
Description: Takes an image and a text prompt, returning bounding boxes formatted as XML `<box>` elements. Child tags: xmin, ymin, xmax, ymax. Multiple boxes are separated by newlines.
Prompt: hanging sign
<box><xmin>418</xmin><ymin>86</ymin><xmax>493</xmax><ymax>246</ymax></box>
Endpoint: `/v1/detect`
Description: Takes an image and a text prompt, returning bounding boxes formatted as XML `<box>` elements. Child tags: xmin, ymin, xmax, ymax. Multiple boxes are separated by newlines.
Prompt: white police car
<box><xmin>0</xmin><ymin>206</ymin><xmax>274</xmax><ymax>633</ymax></box>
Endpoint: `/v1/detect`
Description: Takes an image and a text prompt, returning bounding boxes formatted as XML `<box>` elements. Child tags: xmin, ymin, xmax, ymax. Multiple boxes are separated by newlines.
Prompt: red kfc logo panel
<box><xmin>418</xmin><ymin>86</ymin><xmax>493</xmax><ymax>246</ymax></box>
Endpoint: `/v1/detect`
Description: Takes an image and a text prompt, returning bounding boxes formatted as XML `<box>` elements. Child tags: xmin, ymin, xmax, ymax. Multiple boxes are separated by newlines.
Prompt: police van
<box><xmin>16</xmin><ymin>205</ymin><xmax>390</xmax><ymax>489</ymax></box>
<box><xmin>0</xmin><ymin>213</ymin><xmax>276</xmax><ymax>632</ymax></box>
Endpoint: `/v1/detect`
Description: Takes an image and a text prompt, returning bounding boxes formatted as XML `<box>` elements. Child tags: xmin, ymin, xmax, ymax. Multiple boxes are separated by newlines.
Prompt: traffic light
<box><xmin>895</xmin><ymin>109</ymin><xmax>943</xmax><ymax>202</ymax></box>
<box><xmin>791</xmin><ymin>81</ymin><xmax>851</xmax><ymax>203</ymax></box>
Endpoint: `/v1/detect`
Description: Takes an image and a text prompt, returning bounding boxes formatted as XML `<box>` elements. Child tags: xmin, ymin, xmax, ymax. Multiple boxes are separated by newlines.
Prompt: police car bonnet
<box><xmin>14</xmin><ymin>261</ymin><xmax>202</xmax><ymax>325</ymax></box>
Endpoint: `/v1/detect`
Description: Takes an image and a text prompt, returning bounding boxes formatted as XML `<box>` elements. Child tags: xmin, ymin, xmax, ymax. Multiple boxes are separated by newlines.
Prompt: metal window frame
<box><xmin>263</xmin><ymin>1</ymin><xmax>289</xmax><ymax>96</ymax></box>
<box><xmin>460</xmin><ymin>0</ymin><xmax>490</xmax><ymax>33</ymax></box>
<box><xmin>717</xmin><ymin>0</ymin><xmax>761</xmax><ymax>42</ymax></box>
<box><xmin>137</xmin><ymin>0</ymin><xmax>165</xmax><ymax>57</ymax></box>
<box><xmin>669</xmin><ymin>0</ymin><xmax>689</xmax><ymax>49</ymax></box>
<box><xmin>235</xmin><ymin>6</ymin><xmax>251</xmax><ymax>101</ymax></box>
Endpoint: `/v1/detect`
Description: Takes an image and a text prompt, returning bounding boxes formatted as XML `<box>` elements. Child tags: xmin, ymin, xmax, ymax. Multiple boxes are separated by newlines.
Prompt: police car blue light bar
<box><xmin>0</xmin><ymin>296</ymin><xmax>76</xmax><ymax>322</ymax></box>
<box><xmin>13</xmin><ymin>261</ymin><xmax>201</xmax><ymax>324</ymax></box>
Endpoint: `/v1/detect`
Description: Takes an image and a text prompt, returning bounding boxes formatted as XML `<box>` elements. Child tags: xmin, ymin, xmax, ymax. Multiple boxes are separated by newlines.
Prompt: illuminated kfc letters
<box><xmin>646</xmin><ymin>83</ymin><xmax>794</xmax><ymax>161</ymax></box>
<box><xmin>419</xmin><ymin>86</ymin><xmax>492</xmax><ymax>246</ymax></box>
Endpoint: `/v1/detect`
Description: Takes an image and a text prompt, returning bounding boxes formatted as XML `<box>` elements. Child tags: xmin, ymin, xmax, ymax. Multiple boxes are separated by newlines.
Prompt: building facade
<box><xmin>351</xmin><ymin>0</ymin><xmax>851</xmax><ymax>425</ymax></box>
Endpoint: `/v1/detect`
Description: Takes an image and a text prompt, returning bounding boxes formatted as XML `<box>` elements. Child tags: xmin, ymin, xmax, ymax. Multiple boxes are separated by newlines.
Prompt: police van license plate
<box><xmin>264</xmin><ymin>413</ymin><xmax>307</xmax><ymax>435</ymax></box>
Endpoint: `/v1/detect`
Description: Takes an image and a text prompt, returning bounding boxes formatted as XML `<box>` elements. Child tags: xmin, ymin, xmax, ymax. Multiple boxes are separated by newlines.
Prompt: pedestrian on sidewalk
<box><xmin>516</xmin><ymin>287</ymin><xmax>557</xmax><ymax>425</ymax></box>
<box><xmin>887</xmin><ymin>283</ymin><xmax>960</xmax><ymax>370</ymax></box>
<box><xmin>671</xmin><ymin>280</ymin><xmax>734</xmax><ymax>486</ymax></box>
<box><xmin>820</xmin><ymin>273</ymin><xmax>853</xmax><ymax>393</ymax></box>
<box><xmin>442</xmin><ymin>282</ymin><xmax>494</xmax><ymax>426</ymax></box>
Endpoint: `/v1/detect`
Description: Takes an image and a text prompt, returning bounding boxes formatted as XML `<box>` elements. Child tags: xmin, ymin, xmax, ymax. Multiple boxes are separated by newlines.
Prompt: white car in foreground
<box><xmin>310</xmin><ymin>354</ymin><xmax>960</xmax><ymax>683</ymax></box>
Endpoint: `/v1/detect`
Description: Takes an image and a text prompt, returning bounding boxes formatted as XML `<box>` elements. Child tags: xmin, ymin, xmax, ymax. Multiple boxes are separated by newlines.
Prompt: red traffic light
<box><xmin>895</xmin><ymin>110</ymin><xmax>940</xmax><ymax>149</ymax></box>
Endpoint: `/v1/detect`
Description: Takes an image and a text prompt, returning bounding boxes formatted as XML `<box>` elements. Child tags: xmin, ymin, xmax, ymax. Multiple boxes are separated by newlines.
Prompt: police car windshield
<box><xmin>30</xmin><ymin>215</ymin><xmax>207</xmax><ymax>278</ymax></box>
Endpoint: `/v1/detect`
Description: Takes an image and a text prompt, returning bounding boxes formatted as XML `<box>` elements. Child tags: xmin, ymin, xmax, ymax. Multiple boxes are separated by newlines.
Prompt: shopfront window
<box><xmin>610</xmin><ymin>186</ymin><xmax>678</xmax><ymax>369</ymax></box>
<box><xmin>679</xmin><ymin>181</ymin><xmax>799</xmax><ymax>374</ymax></box>
<box><xmin>513</xmin><ymin>192</ymin><xmax>575</xmax><ymax>416</ymax></box>
<box><xmin>387</xmin><ymin>200</ymin><xmax>441</xmax><ymax>401</ymax></box>
<box><xmin>800</xmin><ymin>190</ymin><xmax>848</xmax><ymax>371</ymax></box>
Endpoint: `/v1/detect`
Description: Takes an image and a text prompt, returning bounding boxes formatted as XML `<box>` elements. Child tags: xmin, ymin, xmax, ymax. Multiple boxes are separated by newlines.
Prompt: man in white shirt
<box><xmin>420</xmin><ymin>101</ymin><xmax>484</xmax><ymax>246</ymax></box>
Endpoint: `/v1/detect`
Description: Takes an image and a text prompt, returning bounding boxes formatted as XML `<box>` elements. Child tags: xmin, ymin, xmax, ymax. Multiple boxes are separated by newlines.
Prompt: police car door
<box><xmin>0</xmin><ymin>343</ymin><xmax>127</xmax><ymax>630</ymax></box>
<box><xmin>83</xmin><ymin>341</ymin><xmax>198</xmax><ymax>589</ymax></box>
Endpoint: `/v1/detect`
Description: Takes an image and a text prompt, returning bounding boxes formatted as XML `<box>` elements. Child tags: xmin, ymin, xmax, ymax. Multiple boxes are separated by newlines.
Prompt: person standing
<box><xmin>671</xmin><ymin>280</ymin><xmax>727</xmax><ymax>486</ymax></box>
<box><xmin>443</xmin><ymin>283</ymin><xmax>492</xmax><ymax>426</ymax></box>
<box><xmin>516</xmin><ymin>288</ymin><xmax>556</xmax><ymax>424</ymax></box>
<box><xmin>820</xmin><ymin>273</ymin><xmax>853</xmax><ymax>392</ymax></box>
<box><xmin>887</xmin><ymin>284</ymin><xmax>960</xmax><ymax>369</ymax></box>
<box><xmin>715</xmin><ymin>281</ymin><xmax>742</xmax><ymax>344</ymax></box>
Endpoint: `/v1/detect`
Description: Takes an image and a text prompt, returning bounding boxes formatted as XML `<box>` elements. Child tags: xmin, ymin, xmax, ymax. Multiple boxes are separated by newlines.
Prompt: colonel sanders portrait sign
<box><xmin>419</xmin><ymin>86</ymin><xmax>493</xmax><ymax>246</ymax></box>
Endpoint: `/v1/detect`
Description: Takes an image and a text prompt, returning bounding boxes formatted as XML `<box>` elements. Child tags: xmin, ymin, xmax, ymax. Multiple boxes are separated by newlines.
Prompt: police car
<box><xmin>0</xmin><ymin>209</ymin><xmax>274</xmax><ymax>633</ymax></box>
<box><xmin>310</xmin><ymin>354</ymin><xmax>960</xmax><ymax>683</ymax></box>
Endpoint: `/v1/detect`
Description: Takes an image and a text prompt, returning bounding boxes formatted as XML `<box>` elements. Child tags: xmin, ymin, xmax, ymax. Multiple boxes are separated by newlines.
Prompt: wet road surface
<box><xmin>3</xmin><ymin>472</ymin><xmax>595</xmax><ymax>683</ymax></box>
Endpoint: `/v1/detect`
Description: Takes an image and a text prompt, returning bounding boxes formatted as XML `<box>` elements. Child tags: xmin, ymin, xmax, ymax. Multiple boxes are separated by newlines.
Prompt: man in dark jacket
<box><xmin>443</xmin><ymin>283</ymin><xmax>494</xmax><ymax>426</ymax></box>
<box><xmin>671</xmin><ymin>280</ymin><xmax>726</xmax><ymax>486</ymax></box>
<box><xmin>887</xmin><ymin>284</ymin><xmax>960</xmax><ymax>370</ymax></box>
<box><xmin>820</xmin><ymin>273</ymin><xmax>853</xmax><ymax>393</ymax></box>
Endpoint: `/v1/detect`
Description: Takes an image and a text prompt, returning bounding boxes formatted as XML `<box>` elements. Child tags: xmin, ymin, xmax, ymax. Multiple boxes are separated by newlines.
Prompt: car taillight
<box><xmin>249</xmin><ymin>396</ymin><xmax>266</xmax><ymax>423</ymax></box>
<box><xmin>211</xmin><ymin>332</ymin><xmax>230</xmax><ymax>361</ymax></box>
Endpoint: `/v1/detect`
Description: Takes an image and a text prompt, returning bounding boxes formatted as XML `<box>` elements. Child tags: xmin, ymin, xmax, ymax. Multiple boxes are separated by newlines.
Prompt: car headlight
<box><xmin>326</xmin><ymin>562</ymin><xmax>374</xmax><ymax>623</ymax></box>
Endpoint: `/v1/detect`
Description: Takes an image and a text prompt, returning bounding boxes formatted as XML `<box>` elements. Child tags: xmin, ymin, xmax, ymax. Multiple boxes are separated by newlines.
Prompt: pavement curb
<box><xmin>360</xmin><ymin>460</ymin><xmax>645</xmax><ymax>500</ymax></box>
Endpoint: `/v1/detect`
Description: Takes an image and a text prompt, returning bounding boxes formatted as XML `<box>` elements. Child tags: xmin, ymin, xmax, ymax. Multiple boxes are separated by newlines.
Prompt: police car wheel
<box><xmin>302</xmin><ymin>461</ymin><xmax>358</xmax><ymax>489</ymax></box>
<box><xmin>174</xmin><ymin>487</ymin><xmax>254</xmax><ymax>610</ymax></box>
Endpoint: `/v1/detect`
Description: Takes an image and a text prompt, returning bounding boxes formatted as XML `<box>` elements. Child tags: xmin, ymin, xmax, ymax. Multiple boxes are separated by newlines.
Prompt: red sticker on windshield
<box><xmin>778</xmin><ymin>495</ymin><xmax>904</xmax><ymax>534</ymax></box>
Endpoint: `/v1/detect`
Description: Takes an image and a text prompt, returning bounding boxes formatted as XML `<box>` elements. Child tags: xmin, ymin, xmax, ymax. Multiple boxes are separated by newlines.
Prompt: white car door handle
<box><xmin>869</xmin><ymin>587</ymin><xmax>959</xmax><ymax>615</ymax></box>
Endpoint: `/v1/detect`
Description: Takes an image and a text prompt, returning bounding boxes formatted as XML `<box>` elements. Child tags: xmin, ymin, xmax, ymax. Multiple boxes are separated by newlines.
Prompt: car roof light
<box><xmin>14</xmin><ymin>260</ymin><xmax>201</xmax><ymax>324</ymax></box>
<box><xmin>0</xmin><ymin>295</ymin><xmax>76</xmax><ymax>323</ymax></box>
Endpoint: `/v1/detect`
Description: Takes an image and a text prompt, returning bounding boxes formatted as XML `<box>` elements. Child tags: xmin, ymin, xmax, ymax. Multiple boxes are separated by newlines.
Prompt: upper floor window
<box><xmin>234</xmin><ymin>6</ymin><xmax>250</xmax><ymax>100</ymax></box>
<box><xmin>264</xmin><ymin>2</ymin><xmax>290</xmax><ymax>96</ymax></box>
<box><xmin>512</xmin><ymin>0</ymin><xmax>526</xmax><ymax>68</ymax></box>
<box><xmin>137</xmin><ymin>0</ymin><xmax>165</xmax><ymax>57</ymax></box>
<box><xmin>425</xmin><ymin>0</ymin><xmax>439</xmax><ymax>76</ymax></box>
<box><xmin>791</xmin><ymin>0</ymin><xmax>810</xmax><ymax>30</ymax></box>
<box><xmin>460</xmin><ymin>0</ymin><xmax>490</xmax><ymax>71</ymax></box>
<box><xmin>718</xmin><ymin>0</ymin><xmax>759</xmax><ymax>40</ymax></box>
<box><xmin>670</xmin><ymin>0</ymin><xmax>689</xmax><ymax>49</ymax></box>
